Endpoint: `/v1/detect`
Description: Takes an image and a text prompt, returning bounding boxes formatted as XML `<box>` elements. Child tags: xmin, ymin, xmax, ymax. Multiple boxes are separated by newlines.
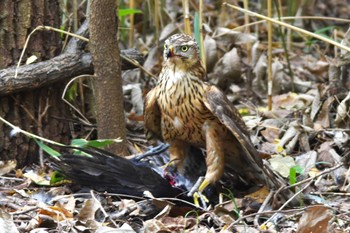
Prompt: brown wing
<box><xmin>203</xmin><ymin>87</ymin><xmax>300</xmax><ymax>204</ymax></box>
<box><xmin>203</xmin><ymin>85</ymin><xmax>263</xmax><ymax>168</ymax></box>
<box><xmin>144</xmin><ymin>87</ymin><xmax>163</xmax><ymax>142</ymax></box>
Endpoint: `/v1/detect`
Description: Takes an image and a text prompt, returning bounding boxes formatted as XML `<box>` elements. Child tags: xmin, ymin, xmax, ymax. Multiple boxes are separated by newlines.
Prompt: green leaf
<box><xmin>289</xmin><ymin>167</ymin><xmax>297</xmax><ymax>185</ymax></box>
<box><xmin>71</xmin><ymin>138</ymin><xmax>120</xmax><ymax>148</ymax></box>
<box><xmin>293</xmin><ymin>165</ymin><xmax>304</xmax><ymax>174</ymax></box>
<box><xmin>118</xmin><ymin>8</ymin><xmax>142</xmax><ymax>17</ymax></box>
<box><xmin>310</xmin><ymin>26</ymin><xmax>335</xmax><ymax>43</ymax></box>
<box><xmin>60</xmin><ymin>25</ymin><xmax>66</xmax><ymax>39</ymax></box>
<box><xmin>50</xmin><ymin>171</ymin><xmax>66</xmax><ymax>185</ymax></box>
<box><xmin>70</xmin><ymin>138</ymin><xmax>89</xmax><ymax>147</ymax></box>
<box><xmin>289</xmin><ymin>165</ymin><xmax>304</xmax><ymax>185</ymax></box>
<box><xmin>314</xmin><ymin>26</ymin><xmax>335</xmax><ymax>35</ymax></box>
<box><xmin>70</xmin><ymin>138</ymin><xmax>121</xmax><ymax>156</ymax></box>
<box><xmin>222</xmin><ymin>188</ymin><xmax>240</xmax><ymax>218</ymax></box>
<box><xmin>65</xmin><ymin>81</ymin><xmax>78</xmax><ymax>102</ymax></box>
<box><xmin>34</xmin><ymin>138</ymin><xmax>61</xmax><ymax>157</ymax></box>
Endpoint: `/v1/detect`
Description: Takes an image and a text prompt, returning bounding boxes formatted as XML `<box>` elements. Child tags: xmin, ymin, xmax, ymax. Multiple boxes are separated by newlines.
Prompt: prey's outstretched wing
<box><xmin>50</xmin><ymin>146</ymin><xmax>183</xmax><ymax>198</ymax></box>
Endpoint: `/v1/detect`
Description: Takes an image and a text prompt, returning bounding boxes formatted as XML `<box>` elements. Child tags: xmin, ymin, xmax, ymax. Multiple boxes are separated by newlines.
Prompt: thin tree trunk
<box><xmin>89</xmin><ymin>0</ymin><xmax>127</xmax><ymax>155</ymax></box>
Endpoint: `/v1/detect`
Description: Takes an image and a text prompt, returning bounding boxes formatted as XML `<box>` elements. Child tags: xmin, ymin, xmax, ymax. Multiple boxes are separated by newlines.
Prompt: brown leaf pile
<box><xmin>2</xmin><ymin>0</ymin><xmax>350</xmax><ymax>232</ymax></box>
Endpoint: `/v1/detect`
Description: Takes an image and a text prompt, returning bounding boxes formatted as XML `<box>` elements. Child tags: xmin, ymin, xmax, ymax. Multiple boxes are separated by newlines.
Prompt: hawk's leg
<box><xmin>198</xmin><ymin>121</ymin><xmax>225</xmax><ymax>193</ymax></box>
<box><xmin>168</xmin><ymin>140</ymin><xmax>189</xmax><ymax>174</ymax></box>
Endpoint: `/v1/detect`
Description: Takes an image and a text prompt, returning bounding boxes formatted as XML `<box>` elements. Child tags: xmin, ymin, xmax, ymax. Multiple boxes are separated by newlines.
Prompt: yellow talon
<box><xmin>198</xmin><ymin>179</ymin><xmax>210</xmax><ymax>193</ymax></box>
<box><xmin>193</xmin><ymin>192</ymin><xmax>209</xmax><ymax>207</ymax></box>
<box><xmin>188</xmin><ymin>177</ymin><xmax>211</xmax><ymax>207</ymax></box>
<box><xmin>193</xmin><ymin>192</ymin><xmax>200</xmax><ymax>206</ymax></box>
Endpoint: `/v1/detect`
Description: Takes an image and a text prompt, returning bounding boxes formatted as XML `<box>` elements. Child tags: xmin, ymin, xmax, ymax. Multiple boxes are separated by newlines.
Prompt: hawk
<box><xmin>144</xmin><ymin>34</ymin><xmax>267</xmax><ymax>200</ymax></box>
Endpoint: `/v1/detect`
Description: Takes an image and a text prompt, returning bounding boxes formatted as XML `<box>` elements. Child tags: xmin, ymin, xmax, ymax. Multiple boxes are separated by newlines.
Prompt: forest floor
<box><xmin>1</xmin><ymin>1</ymin><xmax>350</xmax><ymax>232</ymax></box>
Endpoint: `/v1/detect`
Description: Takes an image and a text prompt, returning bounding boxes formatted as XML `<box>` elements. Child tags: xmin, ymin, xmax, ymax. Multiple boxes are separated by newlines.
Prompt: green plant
<box><xmin>289</xmin><ymin>165</ymin><xmax>304</xmax><ymax>206</ymax></box>
<box><xmin>222</xmin><ymin>189</ymin><xmax>240</xmax><ymax>219</ymax></box>
<box><xmin>117</xmin><ymin>6</ymin><xmax>143</xmax><ymax>45</ymax></box>
<box><xmin>305</xmin><ymin>26</ymin><xmax>335</xmax><ymax>50</ymax></box>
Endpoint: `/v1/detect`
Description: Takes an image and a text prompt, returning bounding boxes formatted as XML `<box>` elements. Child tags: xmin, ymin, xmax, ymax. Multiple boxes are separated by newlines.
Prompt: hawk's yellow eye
<box><xmin>180</xmin><ymin>46</ymin><xmax>189</xmax><ymax>52</ymax></box>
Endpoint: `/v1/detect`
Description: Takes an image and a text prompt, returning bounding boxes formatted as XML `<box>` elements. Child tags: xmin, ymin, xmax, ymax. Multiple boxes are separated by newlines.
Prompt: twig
<box><xmin>154</xmin><ymin>0</ymin><xmax>159</xmax><ymax>45</ymax></box>
<box><xmin>222</xmin><ymin>3</ymin><xmax>350</xmax><ymax>53</ymax></box>
<box><xmin>341</xmin><ymin>166</ymin><xmax>350</xmax><ymax>191</ymax></box>
<box><xmin>283</xmin><ymin>163</ymin><xmax>344</xmax><ymax>190</ymax></box>
<box><xmin>128</xmin><ymin>0</ymin><xmax>135</xmax><ymax>48</ymax></box>
<box><xmin>61</xmin><ymin>74</ymin><xmax>94</xmax><ymax>126</ymax></box>
<box><xmin>310</xmin><ymin>192</ymin><xmax>350</xmax><ymax>196</ymax></box>
<box><xmin>182</xmin><ymin>0</ymin><xmax>191</xmax><ymax>35</ymax></box>
<box><xmin>120</xmin><ymin>53</ymin><xmax>157</xmax><ymax>79</ymax></box>
<box><xmin>38</xmin><ymin>97</ymin><xmax>51</xmax><ymax>167</ymax></box>
<box><xmin>253</xmin><ymin>190</ymin><xmax>274</xmax><ymax>228</ymax></box>
<box><xmin>215</xmin><ymin>16</ymin><xmax>350</xmax><ymax>37</ymax></box>
<box><xmin>90</xmin><ymin>190</ymin><xmax>119</xmax><ymax>228</ymax></box>
<box><xmin>157</xmin><ymin>197</ymin><xmax>206</xmax><ymax>211</ymax></box>
<box><xmin>0</xmin><ymin>116</ymin><xmax>65</xmax><ymax>146</ymax></box>
<box><xmin>267</xmin><ymin>0</ymin><xmax>273</xmax><ymax>111</ymax></box>
<box><xmin>273</xmin><ymin>0</ymin><xmax>294</xmax><ymax>92</ymax></box>
<box><xmin>228</xmin><ymin>206</ymin><xmax>310</xmax><ymax>229</ymax></box>
<box><xmin>198</xmin><ymin>0</ymin><xmax>206</xmax><ymax>71</ymax></box>
<box><xmin>14</xmin><ymin>25</ymin><xmax>154</xmax><ymax>82</ymax></box>
<box><xmin>111</xmin><ymin>204</ymin><xmax>138</xmax><ymax>219</ymax></box>
<box><xmin>0</xmin><ymin>176</ymin><xmax>24</xmax><ymax>181</ymax></box>
<box><xmin>260</xmin><ymin>180</ymin><xmax>313</xmax><ymax>228</ymax></box>
<box><xmin>11</xmin><ymin>207</ymin><xmax>39</xmax><ymax>216</ymax></box>
<box><xmin>243</xmin><ymin>0</ymin><xmax>251</xmax><ymax>63</ymax></box>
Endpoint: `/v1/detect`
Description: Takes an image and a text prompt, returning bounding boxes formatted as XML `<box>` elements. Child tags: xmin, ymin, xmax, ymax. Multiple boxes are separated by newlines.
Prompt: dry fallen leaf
<box><xmin>215</xmin><ymin>27</ymin><xmax>257</xmax><ymax>45</ymax></box>
<box><xmin>0</xmin><ymin>209</ymin><xmax>19</xmax><ymax>233</ymax></box>
<box><xmin>252</xmin><ymin>53</ymin><xmax>267</xmax><ymax>97</ymax></box>
<box><xmin>210</xmin><ymin>47</ymin><xmax>242</xmax><ymax>90</ymax></box>
<box><xmin>269</xmin><ymin>155</ymin><xmax>296</xmax><ymax>178</ymax></box>
<box><xmin>143</xmin><ymin>219</ymin><xmax>169</xmax><ymax>233</ymax></box>
<box><xmin>25</xmin><ymin>55</ymin><xmax>38</xmax><ymax>65</ymax></box>
<box><xmin>23</xmin><ymin>170</ymin><xmax>50</xmax><ymax>186</ymax></box>
<box><xmin>96</xmin><ymin>224</ymin><xmax>136</xmax><ymax>233</ymax></box>
<box><xmin>38</xmin><ymin>205</ymin><xmax>73</xmax><ymax>222</ymax></box>
<box><xmin>295</xmin><ymin>151</ymin><xmax>317</xmax><ymax>175</ymax></box>
<box><xmin>297</xmin><ymin>205</ymin><xmax>333</xmax><ymax>233</ymax></box>
<box><xmin>54</xmin><ymin>195</ymin><xmax>76</xmax><ymax>214</ymax></box>
<box><xmin>123</xmin><ymin>83</ymin><xmax>144</xmax><ymax>116</ymax></box>
<box><xmin>0</xmin><ymin>160</ymin><xmax>17</xmax><ymax>176</ymax></box>
<box><xmin>159</xmin><ymin>23</ymin><xmax>179</xmax><ymax>42</ymax></box>
<box><xmin>204</xmin><ymin>34</ymin><xmax>218</xmax><ymax>73</ymax></box>
<box><xmin>260</xmin><ymin>119</ymin><xmax>283</xmax><ymax>143</ymax></box>
<box><xmin>273</xmin><ymin>93</ymin><xmax>313</xmax><ymax>111</ymax></box>
<box><xmin>335</xmin><ymin>91</ymin><xmax>350</xmax><ymax>128</ymax></box>
<box><xmin>314</xmin><ymin>96</ymin><xmax>334</xmax><ymax>129</ymax></box>
<box><xmin>78</xmin><ymin>198</ymin><xmax>100</xmax><ymax>222</ymax></box>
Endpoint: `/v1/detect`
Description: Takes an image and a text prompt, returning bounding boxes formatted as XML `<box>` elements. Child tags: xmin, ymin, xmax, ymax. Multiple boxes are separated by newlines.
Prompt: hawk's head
<box><xmin>163</xmin><ymin>34</ymin><xmax>201</xmax><ymax>70</ymax></box>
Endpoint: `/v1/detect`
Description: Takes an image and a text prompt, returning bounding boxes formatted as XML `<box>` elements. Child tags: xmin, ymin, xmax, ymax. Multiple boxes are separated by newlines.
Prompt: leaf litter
<box><xmin>2</xmin><ymin>1</ymin><xmax>350</xmax><ymax>232</ymax></box>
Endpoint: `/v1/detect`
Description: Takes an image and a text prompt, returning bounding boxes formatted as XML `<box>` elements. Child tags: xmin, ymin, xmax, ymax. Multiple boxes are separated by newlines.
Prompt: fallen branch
<box><xmin>0</xmin><ymin>20</ymin><xmax>144</xmax><ymax>96</ymax></box>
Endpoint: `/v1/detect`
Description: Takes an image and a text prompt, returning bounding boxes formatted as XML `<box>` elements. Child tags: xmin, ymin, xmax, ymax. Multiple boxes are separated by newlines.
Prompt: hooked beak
<box><xmin>166</xmin><ymin>46</ymin><xmax>174</xmax><ymax>58</ymax></box>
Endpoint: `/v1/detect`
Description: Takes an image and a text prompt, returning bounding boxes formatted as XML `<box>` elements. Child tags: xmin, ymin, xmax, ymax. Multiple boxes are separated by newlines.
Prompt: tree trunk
<box><xmin>89</xmin><ymin>0</ymin><xmax>127</xmax><ymax>155</ymax></box>
<box><xmin>0</xmin><ymin>0</ymin><xmax>70</xmax><ymax>166</ymax></box>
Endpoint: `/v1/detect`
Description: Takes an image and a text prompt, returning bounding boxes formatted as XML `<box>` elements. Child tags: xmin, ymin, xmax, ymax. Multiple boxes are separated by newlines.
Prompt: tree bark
<box><xmin>89</xmin><ymin>1</ymin><xmax>127</xmax><ymax>155</ymax></box>
<box><xmin>0</xmin><ymin>0</ymin><xmax>68</xmax><ymax>166</ymax></box>
<box><xmin>0</xmin><ymin>48</ymin><xmax>143</xmax><ymax>96</ymax></box>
